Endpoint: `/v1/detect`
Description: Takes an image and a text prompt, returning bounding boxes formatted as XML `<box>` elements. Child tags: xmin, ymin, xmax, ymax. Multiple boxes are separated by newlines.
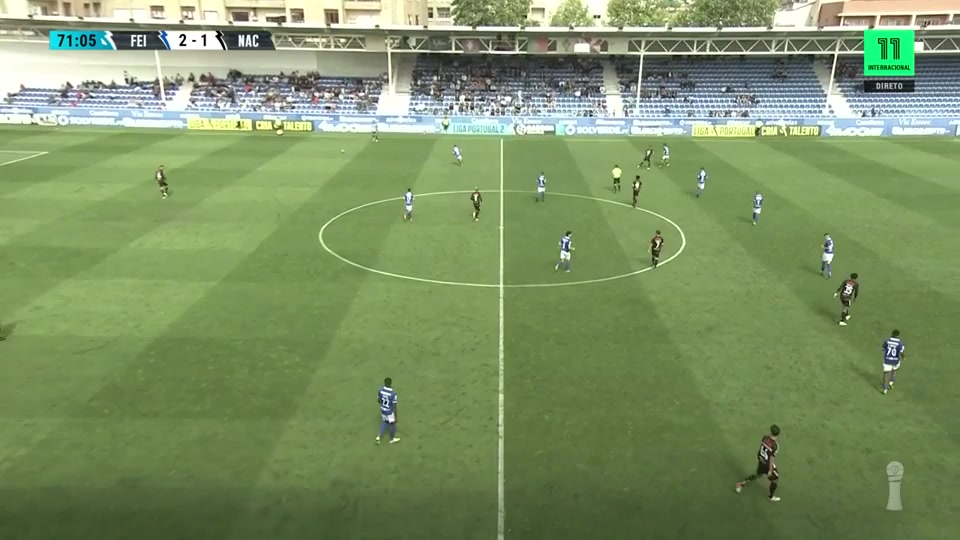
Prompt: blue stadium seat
<box><xmin>8</xmin><ymin>83</ymin><xmax>175</xmax><ymax>109</ymax></box>
<box><xmin>615</xmin><ymin>57</ymin><xmax>828</xmax><ymax>118</ymax></box>
<box><xmin>836</xmin><ymin>57</ymin><xmax>960</xmax><ymax>117</ymax></box>
<box><xmin>187</xmin><ymin>73</ymin><xmax>383</xmax><ymax>114</ymax></box>
<box><xmin>408</xmin><ymin>55</ymin><xmax>607</xmax><ymax>117</ymax></box>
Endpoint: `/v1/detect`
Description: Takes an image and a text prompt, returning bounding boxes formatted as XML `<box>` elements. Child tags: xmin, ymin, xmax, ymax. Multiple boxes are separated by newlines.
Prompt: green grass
<box><xmin>0</xmin><ymin>127</ymin><xmax>958</xmax><ymax>540</ymax></box>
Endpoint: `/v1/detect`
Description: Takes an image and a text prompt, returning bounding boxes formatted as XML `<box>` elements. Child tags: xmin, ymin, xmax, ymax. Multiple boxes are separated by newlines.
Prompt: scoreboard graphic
<box><xmin>49</xmin><ymin>30</ymin><xmax>276</xmax><ymax>51</ymax></box>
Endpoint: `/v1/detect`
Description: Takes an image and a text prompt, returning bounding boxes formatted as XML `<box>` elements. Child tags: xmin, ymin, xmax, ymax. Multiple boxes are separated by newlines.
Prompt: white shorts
<box><xmin>455</xmin><ymin>154</ymin><xmax>462</xmax><ymax>160</ymax></box>
<box><xmin>405</xmin><ymin>205</ymin><xmax>413</xmax><ymax>213</ymax></box>
<box><xmin>698</xmin><ymin>182</ymin><xmax>705</xmax><ymax>190</ymax></box>
<box><xmin>537</xmin><ymin>187</ymin><xmax>545</xmax><ymax>193</ymax></box>
<box><xmin>382</xmin><ymin>413</ymin><xmax>396</xmax><ymax>424</ymax></box>
<box><xmin>883</xmin><ymin>362</ymin><xmax>900</xmax><ymax>373</ymax></box>
<box><xmin>560</xmin><ymin>250</ymin><xmax>571</xmax><ymax>261</ymax></box>
<box><xmin>753</xmin><ymin>208</ymin><xmax>762</xmax><ymax>215</ymax></box>
<box><xmin>822</xmin><ymin>253</ymin><xmax>834</xmax><ymax>263</ymax></box>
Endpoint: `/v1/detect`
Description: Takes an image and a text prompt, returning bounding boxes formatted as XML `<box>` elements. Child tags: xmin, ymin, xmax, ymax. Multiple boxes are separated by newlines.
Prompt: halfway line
<box><xmin>497</xmin><ymin>138</ymin><xmax>506</xmax><ymax>540</ymax></box>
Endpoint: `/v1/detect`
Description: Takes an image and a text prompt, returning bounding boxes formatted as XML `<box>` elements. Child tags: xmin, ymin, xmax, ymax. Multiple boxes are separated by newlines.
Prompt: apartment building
<box><xmin>11</xmin><ymin>0</ymin><xmax>609</xmax><ymax>26</ymax></box>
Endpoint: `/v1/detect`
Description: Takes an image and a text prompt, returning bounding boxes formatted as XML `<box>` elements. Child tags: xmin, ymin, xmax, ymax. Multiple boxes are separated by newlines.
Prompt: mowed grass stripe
<box><xmin>0</xmin><ymin>137</ymin><xmax>350</xmax><ymax>540</ymax></box>
<box><xmin>797</xmin><ymin>139</ymin><xmax>959</xmax><ymax>229</ymax></box>
<box><xmin>72</xmin><ymin>136</ymin><xmax>360</xmax><ymax>416</ymax></box>
<box><xmin>0</xmin><ymin>136</ymin><xmax>317</xmax><ymax>412</ymax></box>
<box><xmin>225</xmin><ymin>140</ymin><xmax>500</xmax><ymax>539</ymax></box>
<box><xmin>502</xmin><ymin>140</ymin><xmax>775</xmax><ymax>540</ymax></box>
<box><xmin>0</xmin><ymin>132</ymin><xmax>178</xmax><ymax>197</ymax></box>
<box><xmin>0</xmin><ymin>126</ymin><xmax>45</xmax><ymax>149</ymax></box>
<box><xmin>687</xmin><ymin>140</ymin><xmax>959</xmax><ymax>532</ymax></box>
<box><xmin>73</xmin><ymin>137</ymin><xmax>436</xmax><ymax>410</ymax></box>
<box><xmin>752</xmin><ymin>140</ymin><xmax>960</xmax><ymax>298</ymax></box>
<box><xmin>887</xmin><ymin>137</ymin><xmax>960</xmax><ymax>178</ymax></box>
<box><xmin>0</xmin><ymin>134</ymin><xmax>266</xmax><ymax>314</ymax></box>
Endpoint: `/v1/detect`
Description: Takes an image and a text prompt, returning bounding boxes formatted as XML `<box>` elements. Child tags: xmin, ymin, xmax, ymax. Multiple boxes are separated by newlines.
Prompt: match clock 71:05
<box><xmin>49</xmin><ymin>30</ymin><xmax>115</xmax><ymax>50</ymax></box>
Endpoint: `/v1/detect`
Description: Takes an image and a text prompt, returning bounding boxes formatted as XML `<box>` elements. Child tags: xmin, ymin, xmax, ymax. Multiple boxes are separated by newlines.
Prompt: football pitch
<box><xmin>0</xmin><ymin>126</ymin><xmax>958</xmax><ymax>540</ymax></box>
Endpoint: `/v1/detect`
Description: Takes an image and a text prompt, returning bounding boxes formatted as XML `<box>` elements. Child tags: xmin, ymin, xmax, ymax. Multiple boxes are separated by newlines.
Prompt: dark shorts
<box><xmin>643</xmin><ymin>155</ymin><xmax>652</xmax><ymax>162</ymax></box>
<box><xmin>633</xmin><ymin>190</ymin><xmax>640</xmax><ymax>197</ymax></box>
<box><xmin>651</xmin><ymin>249</ymin><xmax>661</xmax><ymax>258</ymax></box>
<box><xmin>614</xmin><ymin>178</ymin><xmax>621</xmax><ymax>184</ymax></box>
<box><xmin>841</xmin><ymin>298</ymin><xmax>852</xmax><ymax>308</ymax></box>
<box><xmin>474</xmin><ymin>204</ymin><xmax>481</xmax><ymax>211</ymax></box>
<box><xmin>756</xmin><ymin>461</ymin><xmax>779</xmax><ymax>481</ymax></box>
<box><xmin>157</xmin><ymin>181</ymin><xmax>168</xmax><ymax>188</ymax></box>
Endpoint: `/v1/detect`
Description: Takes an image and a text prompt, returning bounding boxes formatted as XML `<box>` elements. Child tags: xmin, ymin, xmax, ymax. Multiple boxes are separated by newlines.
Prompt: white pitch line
<box><xmin>317</xmin><ymin>190</ymin><xmax>687</xmax><ymax>289</ymax></box>
<box><xmin>0</xmin><ymin>151</ymin><xmax>48</xmax><ymax>168</ymax></box>
<box><xmin>497</xmin><ymin>138</ymin><xmax>507</xmax><ymax>540</ymax></box>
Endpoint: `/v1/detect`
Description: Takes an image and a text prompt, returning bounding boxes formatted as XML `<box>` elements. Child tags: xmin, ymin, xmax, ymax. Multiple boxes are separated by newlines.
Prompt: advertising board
<box><xmin>2</xmin><ymin>107</ymin><xmax>958</xmax><ymax>138</ymax></box>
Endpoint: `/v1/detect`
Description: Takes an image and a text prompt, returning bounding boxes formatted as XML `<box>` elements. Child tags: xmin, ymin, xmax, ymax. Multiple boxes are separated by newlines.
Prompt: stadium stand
<box><xmin>616</xmin><ymin>57</ymin><xmax>828</xmax><ymax>118</ymax></box>
<box><xmin>836</xmin><ymin>57</ymin><xmax>960</xmax><ymax>117</ymax></box>
<box><xmin>5</xmin><ymin>77</ymin><xmax>178</xmax><ymax>109</ymax></box>
<box><xmin>7</xmin><ymin>55</ymin><xmax>960</xmax><ymax>119</ymax></box>
<box><xmin>408</xmin><ymin>55</ymin><xmax>607</xmax><ymax>117</ymax></box>
<box><xmin>187</xmin><ymin>70</ymin><xmax>383</xmax><ymax>114</ymax></box>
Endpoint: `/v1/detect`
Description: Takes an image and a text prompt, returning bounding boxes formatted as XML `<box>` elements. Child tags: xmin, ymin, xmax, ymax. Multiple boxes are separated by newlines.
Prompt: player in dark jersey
<box><xmin>640</xmin><ymin>146</ymin><xmax>654</xmax><ymax>170</ymax></box>
<box><xmin>632</xmin><ymin>176</ymin><xmax>642</xmax><ymax>208</ymax></box>
<box><xmin>834</xmin><ymin>272</ymin><xmax>859</xmax><ymax>326</ymax></box>
<box><xmin>649</xmin><ymin>230</ymin><xmax>664</xmax><ymax>268</ymax></box>
<box><xmin>735</xmin><ymin>424</ymin><xmax>781</xmax><ymax>502</ymax></box>
<box><xmin>155</xmin><ymin>165</ymin><xmax>169</xmax><ymax>199</ymax></box>
<box><xmin>470</xmin><ymin>188</ymin><xmax>482</xmax><ymax>222</ymax></box>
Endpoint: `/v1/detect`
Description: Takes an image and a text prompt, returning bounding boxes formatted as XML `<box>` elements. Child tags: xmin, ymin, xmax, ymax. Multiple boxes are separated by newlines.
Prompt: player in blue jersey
<box><xmin>535</xmin><ymin>172</ymin><xmax>546</xmax><ymax>202</ymax></box>
<box><xmin>403</xmin><ymin>189</ymin><xmax>414</xmax><ymax>221</ymax></box>
<box><xmin>696</xmin><ymin>168</ymin><xmax>707</xmax><ymax>198</ymax></box>
<box><xmin>881</xmin><ymin>330</ymin><xmax>905</xmax><ymax>394</ymax></box>
<box><xmin>659</xmin><ymin>144</ymin><xmax>670</xmax><ymax>168</ymax></box>
<box><xmin>453</xmin><ymin>144</ymin><xmax>462</xmax><ymax>165</ymax></box>
<box><xmin>376</xmin><ymin>377</ymin><xmax>400</xmax><ymax>444</ymax></box>
<box><xmin>820</xmin><ymin>233</ymin><xmax>835</xmax><ymax>278</ymax></box>
<box><xmin>554</xmin><ymin>231</ymin><xmax>574</xmax><ymax>273</ymax></box>
<box><xmin>834</xmin><ymin>273</ymin><xmax>859</xmax><ymax>325</ymax></box>
<box><xmin>752</xmin><ymin>192</ymin><xmax>764</xmax><ymax>225</ymax></box>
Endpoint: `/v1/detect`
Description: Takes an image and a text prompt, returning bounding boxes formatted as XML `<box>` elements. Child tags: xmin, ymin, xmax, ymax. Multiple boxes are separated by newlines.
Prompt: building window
<box><xmin>181</xmin><ymin>6</ymin><xmax>195</xmax><ymax>19</ymax></box>
<box><xmin>231</xmin><ymin>10</ymin><xmax>249</xmax><ymax>21</ymax></box>
<box><xmin>150</xmin><ymin>5</ymin><xmax>164</xmax><ymax>18</ymax></box>
<box><xmin>436</xmin><ymin>7</ymin><xmax>450</xmax><ymax>18</ymax></box>
<box><xmin>62</xmin><ymin>1</ymin><xmax>72</xmax><ymax>15</ymax></box>
<box><xmin>266</xmin><ymin>15</ymin><xmax>285</xmax><ymax>23</ymax></box>
<box><xmin>27</xmin><ymin>1</ymin><xmax>49</xmax><ymax>16</ymax></box>
<box><xmin>427</xmin><ymin>7</ymin><xmax>434</xmax><ymax>18</ymax></box>
<box><xmin>290</xmin><ymin>8</ymin><xmax>304</xmax><ymax>22</ymax></box>
<box><xmin>324</xmin><ymin>9</ymin><xmax>339</xmax><ymax>24</ymax></box>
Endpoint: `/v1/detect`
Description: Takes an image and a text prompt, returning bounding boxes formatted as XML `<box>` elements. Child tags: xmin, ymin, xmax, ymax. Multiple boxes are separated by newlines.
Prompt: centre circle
<box><xmin>318</xmin><ymin>190</ymin><xmax>687</xmax><ymax>289</ymax></box>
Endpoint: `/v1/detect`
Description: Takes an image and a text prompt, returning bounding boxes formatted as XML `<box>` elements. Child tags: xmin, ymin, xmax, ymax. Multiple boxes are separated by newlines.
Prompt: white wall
<box><xmin>0</xmin><ymin>42</ymin><xmax>388</xmax><ymax>91</ymax></box>
<box><xmin>3</xmin><ymin>0</ymin><xmax>30</xmax><ymax>17</ymax></box>
<box><xmin>774</xmin><ymin>2</ymin><xmax>816</xmax><ymax>27</ymax></box>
